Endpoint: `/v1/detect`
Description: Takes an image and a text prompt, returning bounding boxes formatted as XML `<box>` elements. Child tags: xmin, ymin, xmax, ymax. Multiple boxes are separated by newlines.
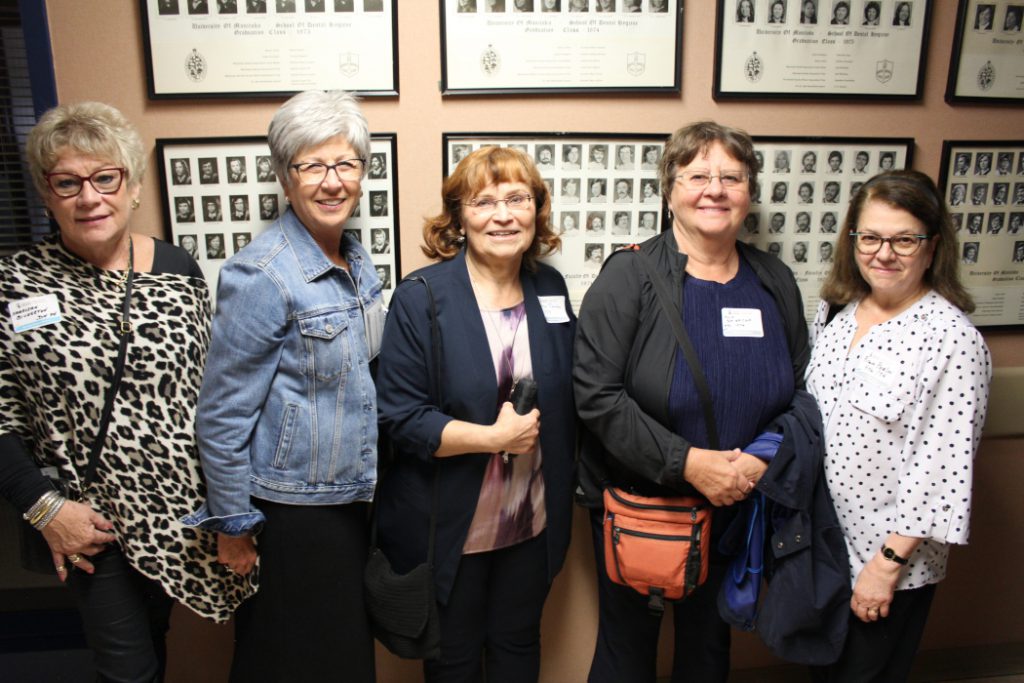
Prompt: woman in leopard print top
<box><xmin>0</xmin><ymin>102</ymin><xmax>252</xmax><ymax>681</ymax></box>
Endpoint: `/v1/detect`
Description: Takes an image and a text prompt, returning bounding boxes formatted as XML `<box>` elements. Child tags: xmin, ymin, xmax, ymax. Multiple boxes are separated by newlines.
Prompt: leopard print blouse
<box><xmin>0</xmin><ymin>236</ymin><xmax>254</xmax><ymax>622</ymax></box>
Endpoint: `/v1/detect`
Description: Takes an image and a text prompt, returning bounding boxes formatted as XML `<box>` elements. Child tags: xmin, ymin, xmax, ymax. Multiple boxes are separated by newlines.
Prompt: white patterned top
<box><xmin>806</xmin><ymin>291</ymin><xmax>991</xmax><ymax>590</ymax></box>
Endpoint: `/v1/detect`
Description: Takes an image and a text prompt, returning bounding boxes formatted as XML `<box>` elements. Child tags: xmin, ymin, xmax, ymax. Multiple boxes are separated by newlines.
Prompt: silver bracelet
<box><xmin>34</xmin><ymin>496</ymin><xmax>66</xmax><ymax>530</ymax></box>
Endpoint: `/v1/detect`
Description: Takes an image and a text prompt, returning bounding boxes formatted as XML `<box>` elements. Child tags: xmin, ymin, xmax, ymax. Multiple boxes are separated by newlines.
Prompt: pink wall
<box><xmin>43</xmin><ymin>2</ymin><xmax>1022</xmax><ymax>680</ymax></box>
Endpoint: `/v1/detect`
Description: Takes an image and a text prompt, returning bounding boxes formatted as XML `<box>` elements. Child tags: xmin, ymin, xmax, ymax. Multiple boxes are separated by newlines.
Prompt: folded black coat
<box><xmin>748</xmin><ymin>389</ymin><xmax>851</xmax><ymax>666</ymax></box>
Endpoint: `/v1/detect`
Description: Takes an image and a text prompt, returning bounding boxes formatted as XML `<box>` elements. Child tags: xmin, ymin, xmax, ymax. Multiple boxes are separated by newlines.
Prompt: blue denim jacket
<box><xmin>183</xmin><ymin>209</ymin><xmax>382</xmax><ymax>535</ymax></box>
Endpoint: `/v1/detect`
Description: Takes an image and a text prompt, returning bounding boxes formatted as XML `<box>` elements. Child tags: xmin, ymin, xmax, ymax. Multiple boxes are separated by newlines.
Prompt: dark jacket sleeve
<box><xmin>376</xmin><ymin>276</ymin><xmax>453</xmax><ymax>463</ymax></box>
<box><xmin>573</xmin><ymin>249</ymin><xmax>692</xmax><ymax>495</ymax></box>
<box><xmin>152</xmin><ymin>238</ymin><xmax>205</xmax><ymax>278</ymax></box>
<box><xmin>0</xmin><ymin>434</ymin><xmax>52</xmax><ymax>513</ymax></box>
<box><xmin>740</xmin><ymin>243</ymin><xmax>810</xmax><ymax>390</ymax></box>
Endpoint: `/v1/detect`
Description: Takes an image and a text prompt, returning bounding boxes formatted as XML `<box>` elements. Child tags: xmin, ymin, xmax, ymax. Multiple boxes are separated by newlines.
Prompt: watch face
<box><xmin>883</xmin><ymin>546</ymin><xmax>907</xmax><ymax>564</ymax></box>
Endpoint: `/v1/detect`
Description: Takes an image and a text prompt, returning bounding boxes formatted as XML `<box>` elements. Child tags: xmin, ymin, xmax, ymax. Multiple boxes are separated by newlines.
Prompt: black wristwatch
<box><xmin>881</xmin><ymin>545</ymin><xmax>909</xmax><ymax>565</ymax></box>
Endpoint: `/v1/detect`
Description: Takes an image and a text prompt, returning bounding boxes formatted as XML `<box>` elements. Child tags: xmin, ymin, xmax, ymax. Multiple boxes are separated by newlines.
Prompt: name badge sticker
<box><xmin>9</xmin><ymin>294</ymin><xmax>62</xmax><ymax>333</ymax></box>
<box><xmin>857</xmin><ymin>353</ymin><xmax>897</xmax><ymax>388</ymax></box>
<box><xmin>721</xmin><ymin>307</ymin><xmax>764</xmax><ymax>338</ymax></box>
<box><xmin>539</xmin><ymin>296</ymin><xmax>570</xmax><ymax>323</ymax></box>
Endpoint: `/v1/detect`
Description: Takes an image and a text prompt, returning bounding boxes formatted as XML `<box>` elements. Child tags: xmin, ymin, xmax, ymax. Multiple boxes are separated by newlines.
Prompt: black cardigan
<box><xmin>572</xmin><ymin>229</ymin><xmax>810</xmax><ymax>507</ymax></box>
<box><xmin>374</xmin><ymin>251</ymin><xmax>577</xmax><ymax>605</ymax></box>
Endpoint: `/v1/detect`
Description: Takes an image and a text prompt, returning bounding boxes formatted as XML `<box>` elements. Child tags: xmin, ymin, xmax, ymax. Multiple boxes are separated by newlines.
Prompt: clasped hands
<box><xmin>684</xmin><ymin>447</ymin><xmax>768</xmax><ymax>507</ymax></box>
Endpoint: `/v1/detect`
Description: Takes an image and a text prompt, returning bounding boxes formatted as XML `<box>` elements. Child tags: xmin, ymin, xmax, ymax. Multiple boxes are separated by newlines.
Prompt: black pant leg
<box><xmin>67</xmin><ymin>547</ymin><xmax>173</xmax><ymax>683</ymax></box>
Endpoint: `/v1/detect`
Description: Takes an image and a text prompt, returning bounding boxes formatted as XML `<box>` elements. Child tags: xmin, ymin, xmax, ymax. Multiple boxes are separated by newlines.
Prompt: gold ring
<box><xmin>68</xmin><ymin>554</ymin><xmax>83</xmax><ymax>564</ymax></box>
<box><xmin>55</xmin><ymin>565</ymin><xmax>66</xmax><ymax>573</ymax></box>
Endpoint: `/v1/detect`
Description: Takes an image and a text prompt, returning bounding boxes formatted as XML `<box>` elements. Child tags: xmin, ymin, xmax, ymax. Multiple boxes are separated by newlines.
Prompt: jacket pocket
<box><xmin>272</xmin><ymin>403</ymin><xmax>300</xmax><ymax>470</ymax></box>
<box><xmin>298</xmin><ymin>312</ymin><xmax>350</xmax><ymax>381</ymax></box>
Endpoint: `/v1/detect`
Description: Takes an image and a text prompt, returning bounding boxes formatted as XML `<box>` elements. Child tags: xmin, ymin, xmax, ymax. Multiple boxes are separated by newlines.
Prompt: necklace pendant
<box><xmin>501</xmin><ymin>452</ymin><xmax>510</xmax><ymax>464</ymax></box>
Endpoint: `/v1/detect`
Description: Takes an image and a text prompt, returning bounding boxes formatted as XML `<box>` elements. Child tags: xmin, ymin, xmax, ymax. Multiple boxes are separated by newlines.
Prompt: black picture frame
<box><xmin>443</xmin><ymin>132</ymin><xmax>671</xmax><ymax>306</ymax></box>
<box><xmin>742</xmin><ymin>135</ymin><xmax>915</xmax><ymax>320</ymax></box>
<box><xmin>156</xmin><ymin>134</ymin><xmax>402</xmax><ymax>300</ymax></box>
<box><xmin>439</xmin><ymin>0</ymin><xmax>684</xmax><ymax>96</ymax></box>
<box><xmin>945</xmin><ymin>0</ymin><xmax>1024</xmax><ymax>104</ymax></box>
<box><xmin>713</xmin><ymin>0</ymin><xmax>933</xmax><ymax>100</ymax></box>
<box><xmin>938</xmin><ymin>139</ymin><xmax>1024</xmax><ymax>329</ymax></box>
<box><xmin>141</xmin><ymin>0</ymin><xmax>399</xmax><ymax>99</ymax></box>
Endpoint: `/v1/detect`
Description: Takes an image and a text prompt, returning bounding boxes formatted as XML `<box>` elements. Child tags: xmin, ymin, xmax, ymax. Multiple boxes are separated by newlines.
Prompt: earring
<box><xmin>130</xmin><ymin>199</ymin><xmax>140</xmax><ymax>210</ymax></box>
<box><xmin>454</xmin><ymin>233</ymin><xmax>466</xmax><ymax>245</ymax></box>
<box><xmin>44</xmin><ymin>208</ymin><xmax>53</xmax><ymax>219</ymax></box>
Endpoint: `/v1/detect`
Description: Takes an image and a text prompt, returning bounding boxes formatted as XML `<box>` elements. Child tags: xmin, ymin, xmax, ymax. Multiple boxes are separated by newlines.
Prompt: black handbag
<box><xmin>18</xmin><ymin>241</ymin><xmax>135</xmax><ymax>574</ymax></box>
<box><xmin>363</xmin><ymin>275</ymin><xmax>442</xmax><ymax>660</ymax></box>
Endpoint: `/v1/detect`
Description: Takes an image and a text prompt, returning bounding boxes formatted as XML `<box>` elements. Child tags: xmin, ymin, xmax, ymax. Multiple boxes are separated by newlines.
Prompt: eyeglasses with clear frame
<box><xmin>44</xmin><ymin>167</ymin><xmax>126</xmax><ymax>198</ymax></box>
<box><xmin>849</xmin><ymin>232</ymin><xmax>930</xmax><ymax>256</ymax></box>
<box><xmin>463</xmin><ymin>194</ymin><xmax>534</xmax><ymax>215</ymax></box>
<box><xmin>289</xmin><ymin>159</ymin><xmax>366</xmax><ymax>185</ymax></box>
<box><xmin>673</xmin><ymin>170</ymin><xmax>749</xmax><ymax>192</ymax></box>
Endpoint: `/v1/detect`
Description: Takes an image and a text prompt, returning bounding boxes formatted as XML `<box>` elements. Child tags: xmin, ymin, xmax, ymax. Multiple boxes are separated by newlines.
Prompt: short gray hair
<box><xmin>26</xmin><ymin>102</ymin><xmax>146</xmax><ymax>198</ymax></box>
<box><xmin>267</xmin><ymin>90</ymin><xmax>370</xmax><ymax>188</ymax></box>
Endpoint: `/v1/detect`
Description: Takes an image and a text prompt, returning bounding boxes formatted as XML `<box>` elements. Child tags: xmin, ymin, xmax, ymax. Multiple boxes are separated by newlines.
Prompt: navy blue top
<box><xmin>669</xmin><ymin>255</ymin><xmax>794</xmax><ymax>451</ymax></box>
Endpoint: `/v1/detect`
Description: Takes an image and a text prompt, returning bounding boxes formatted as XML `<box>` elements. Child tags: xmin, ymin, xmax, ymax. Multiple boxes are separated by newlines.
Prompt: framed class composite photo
<box><xmin>439</xmin><ymin>0</ymin><xmax>683</xmax><ymax>95</ymax></box>
<box><xmin>141</xmin><ymin>0</ymin><xmax>398</xmax><ymax>99</ymax></box>
<box><xmin>945</xmin><ymin>0</ymin><xmax>1024</xmax><ymax>104</ymax></box>
<box><xmin>939</xmin><ymin>140</ymin><xmax>1024</xmax><ymax>328</ymax></box>
<box><xmin>741</xmin><ymin>136</ymin><xmax>915</xmax><ymax>321</ymax></box>
<box><xmin>714</xmin><ymin>0</ymin><xmax>932</xmax><ymax>100</ymax></box>
<box><xmin>443</xmin><ymin>133</ymin><xmax>671</xmax><ymax>307</ymax></box>
<box><xmin>156</xmin><ymin>134</ymin><xmax>401</xmax><ymax>301</ymax></box>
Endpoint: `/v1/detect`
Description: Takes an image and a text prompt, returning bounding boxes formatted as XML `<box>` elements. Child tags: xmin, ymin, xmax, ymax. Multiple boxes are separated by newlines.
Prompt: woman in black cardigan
<box><xmin>374</xmin><ymin>146</ymin><xmax>576</xmax><ymax>683</ymax></box>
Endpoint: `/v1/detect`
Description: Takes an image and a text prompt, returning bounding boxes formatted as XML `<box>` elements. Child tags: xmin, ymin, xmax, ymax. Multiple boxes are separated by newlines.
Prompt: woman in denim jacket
<box><xmin>184</xmin><ymin>90</ymin><xmax>384</xmax><ymax>682</ymax></box>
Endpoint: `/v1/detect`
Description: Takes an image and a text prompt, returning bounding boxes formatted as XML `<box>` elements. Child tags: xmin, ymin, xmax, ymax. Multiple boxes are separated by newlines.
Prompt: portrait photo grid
<box><xmin>143</xmin><ymin>0</ymin><xmax>396</xmax><ymax>97</ymax></box>
<box><xmin>445</xmin><ymin>134</ymin><xmax>668</xmax><ymax>309</ymax></box>
<box><xmin>740</xmin><ymin>138</ymin><xmax>912</xmax><ymax>321</ymax></box>
<box><xmin>441</xmin><ymin>0</ymin><xmax>681</xmax><ymax>94</ymax></box>
<box><xmin>947</xmin><ymin>0</ymin><xmax>1024</xmax><ymax>102</ymax></box>
<box><xmin>941</xmin><ymin>141</ymin><xmax>1024</xmax><ymax>327</ymax></box>
<box><xmin>157</xmin><ymin>134</ymin><xmax>400</xmax><ymax>301</ymax></box>
<box><xmin>716</xmin><ymin>0</ymin><xmax>931</xmax><ymax>98</ymax></box>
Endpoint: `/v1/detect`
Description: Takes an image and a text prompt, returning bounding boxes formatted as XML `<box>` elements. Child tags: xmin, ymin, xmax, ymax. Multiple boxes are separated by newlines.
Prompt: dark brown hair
<box><xmin>820</xmin><ymin>170</ymin><xmax>974</xmax><ymax>313</ymax></box>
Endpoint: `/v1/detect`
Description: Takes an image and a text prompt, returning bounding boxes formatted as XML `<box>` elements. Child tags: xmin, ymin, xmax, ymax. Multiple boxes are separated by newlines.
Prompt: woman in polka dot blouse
<box><xmin>805</xmin><ymin>171</ymin><xmax>991</xmax><ymax>682</ymax></box>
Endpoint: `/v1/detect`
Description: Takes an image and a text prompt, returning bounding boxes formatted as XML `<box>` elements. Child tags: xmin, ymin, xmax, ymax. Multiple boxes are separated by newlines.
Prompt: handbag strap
<box><xmin>82</xmin><ymin>238</ymin><xmax>135</xmax><ymax>493</ymax></box>
<box><xmin>370</xmin><ymin>275</ymin><xmax>442</xmax><ymax>566</ymax></box>
<box><xmin>633</xmin><ymin>249</ymin><xmax>721</xmax><ymax>451</ymax></box>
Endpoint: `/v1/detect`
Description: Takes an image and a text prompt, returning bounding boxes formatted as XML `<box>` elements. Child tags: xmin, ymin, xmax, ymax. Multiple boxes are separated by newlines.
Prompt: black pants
<box><xmin>587</xmin><ymin>510</ymin><xmax>731</xmax><ymax>683</ymax></box>
<box><xmin>424</xmin><ymin>531</ymin><xmax>551</xmax><ymax>683</ymax></box>
<box><xmin>229</xmin><ymin>500</ymin><xmax>375</xmax><ymax>683</ymax></box>
<box><xmin>67</xmin><ymin>546</ymin><xmax>174</xmax><ymax>683</ymax></box>
<box><xmin>810</xmin><ymin>583</ymin><xmax>937</xmax><ymax>683</ymax></box>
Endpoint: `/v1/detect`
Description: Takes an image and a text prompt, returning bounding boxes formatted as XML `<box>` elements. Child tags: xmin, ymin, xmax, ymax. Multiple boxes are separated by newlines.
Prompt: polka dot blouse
<box><xmin>806</xmin><ymin>291</ymin><xmax>991</xmax><ymax>591</ymax></box>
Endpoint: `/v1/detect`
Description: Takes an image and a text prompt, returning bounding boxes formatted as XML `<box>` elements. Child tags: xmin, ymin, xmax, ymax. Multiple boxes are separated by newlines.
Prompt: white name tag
<box><xmin>9</xmin><ymin>294</ymin><xmax>62</xmax><ymax>333</ymax></box>
<box><xmin>539</xmin><ymin>296</ymin><xmax>570</xmax><ymax>323</ymax></box>
<box><xmin>721</xmin><ymin>307</ymin><xmax>763</xmax><ymax>338</ymax></box>
<box><xmin>857</xmin><ymin>353</ymin><xmax>897</xmax><ymax>387</ymax></box>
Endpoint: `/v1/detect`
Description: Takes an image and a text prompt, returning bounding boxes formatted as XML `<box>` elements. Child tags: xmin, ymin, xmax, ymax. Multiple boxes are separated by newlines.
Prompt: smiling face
<box><xmin>668</xmin><ymin>141</ymin><xmax>751</xmax><ymax>246</ymax></box>
<box><xmin>461</xmin><ymin>180</ymin><xmax>536</xmax><ymax>268</ymax></box>
<box><xmin>45</xmin><ymin>150</ymin><xmax>140</xmax><ymax>260</ymax></box>
<box><xmin>853</xmin><ymin>199</ymin><xmax>935</xmax><ymax>304</ymax></box>
<box><xmin>283</xmin><ymin>135</ymin><xmax>361</xmax><ymax>236</ymax></box>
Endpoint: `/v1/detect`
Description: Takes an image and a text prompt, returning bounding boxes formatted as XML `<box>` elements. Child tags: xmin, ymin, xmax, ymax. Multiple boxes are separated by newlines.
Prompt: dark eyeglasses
<box><xmin>849</xmin><ymin>232</ymin><xmax>930</xmax><ymax>256</ymax></box>
<box><xmin>44</xmin><ymin>167</ymin><xmax>127</xmax><ymax>198</ymax></box>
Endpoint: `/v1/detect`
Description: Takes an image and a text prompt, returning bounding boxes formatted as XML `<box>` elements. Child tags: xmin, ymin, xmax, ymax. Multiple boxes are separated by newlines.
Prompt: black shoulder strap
<box><xmin>633</xmin><ymin>250</ymin><xmax>721</xmax><ymax>451</ymax></box>
<box><xmin>83</xmin><ymin>240</ymin><xmax>135</xmax><ymax>493</ymax></box>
